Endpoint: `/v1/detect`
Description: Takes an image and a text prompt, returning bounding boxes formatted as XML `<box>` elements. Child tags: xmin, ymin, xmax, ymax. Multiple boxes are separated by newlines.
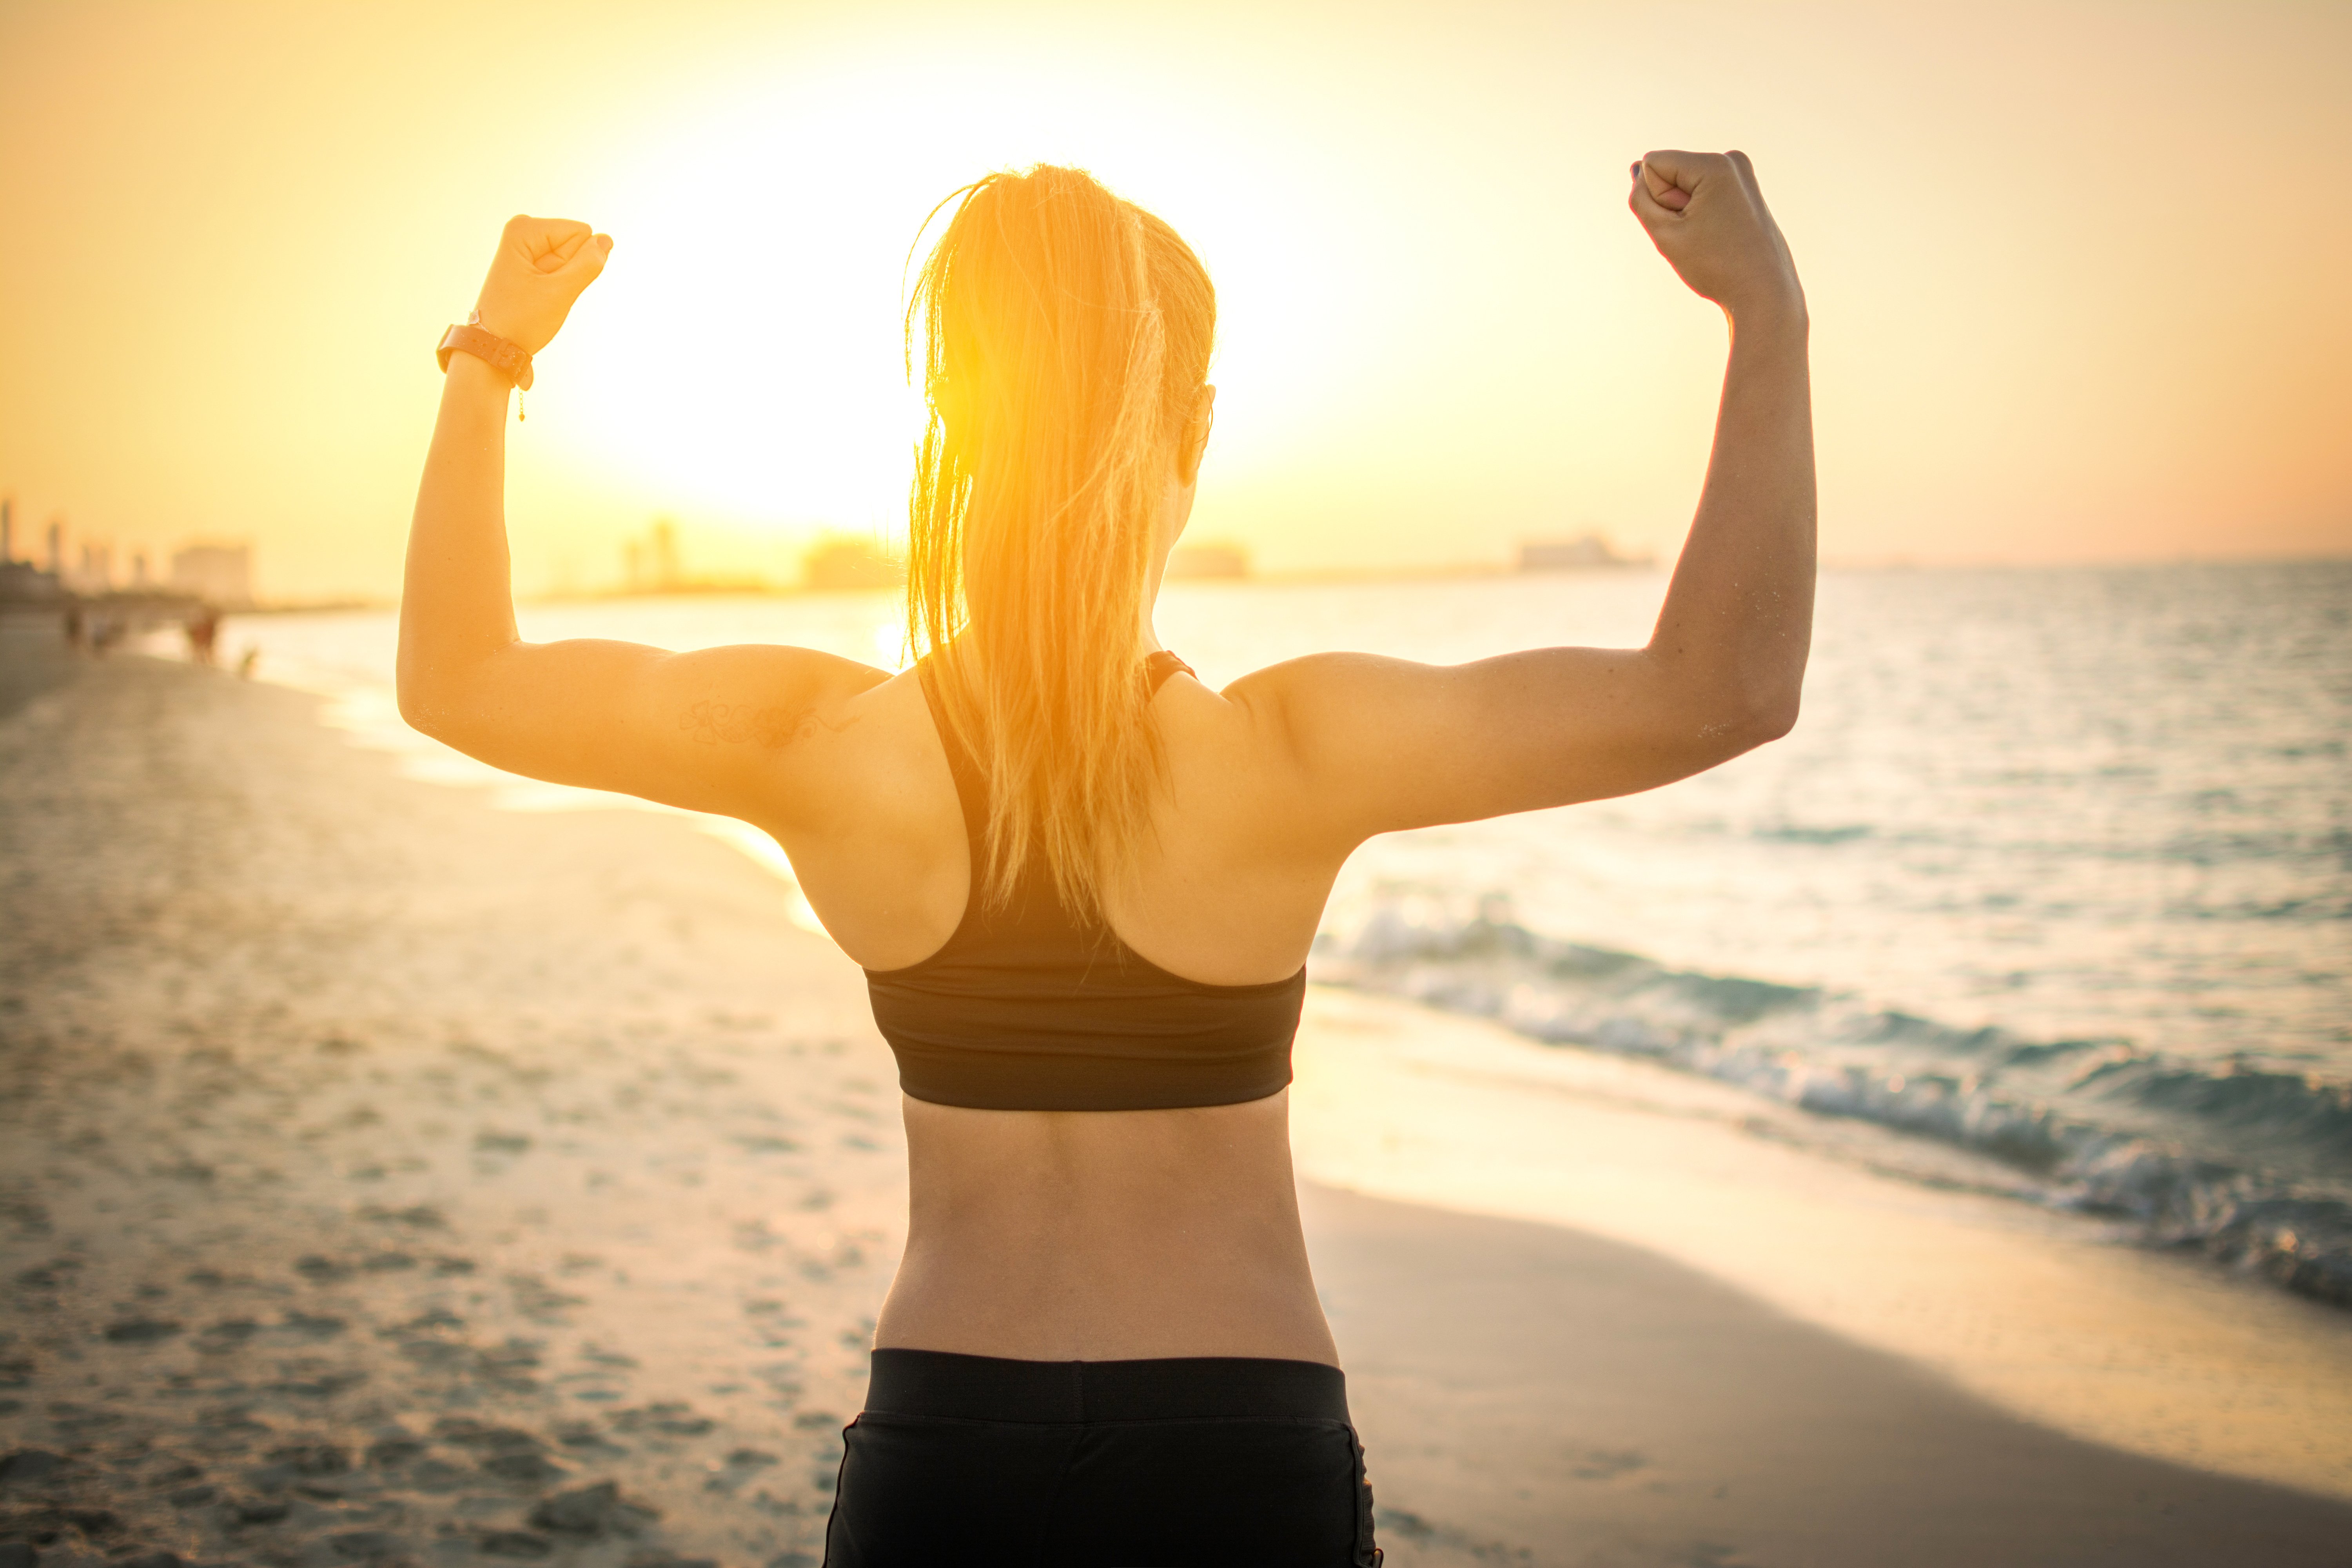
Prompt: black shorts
<box><xmin>823</xmin><ymin>1348</ymin><xmax>1381</xmax><ymax>1566</ymax></box>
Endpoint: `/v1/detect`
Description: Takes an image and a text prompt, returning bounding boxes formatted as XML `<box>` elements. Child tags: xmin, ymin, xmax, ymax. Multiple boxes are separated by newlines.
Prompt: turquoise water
<box><xmin>224</xmin><ymin>561</ymin><xmax>2352</xmax><ymax>1305</ymax></box>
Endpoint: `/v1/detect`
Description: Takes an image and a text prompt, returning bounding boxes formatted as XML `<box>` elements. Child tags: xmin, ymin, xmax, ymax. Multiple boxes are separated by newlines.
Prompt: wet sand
<box><xmin>4</xmin><ymin>630</ymin><xmax>2350</xmax><ymax>1566</ymax></box>
<box><xmin>1312</xmin><ymin>1187</ymin><xmax>2352</xmax><ymax>1566</ymax></box>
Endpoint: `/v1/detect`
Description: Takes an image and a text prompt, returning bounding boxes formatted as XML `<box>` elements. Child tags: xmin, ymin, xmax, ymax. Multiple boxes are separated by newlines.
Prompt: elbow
<box><xmin>1731</xmin><ymin>658</ymin><xmax>1805</xmax><ymax>748</ymax></box>
<box><xmin>1746</xmin><ymin>688</ymin><xmax>1800</xmax><ymax>745</ymax></box>
<box><xmin>396</xmin><ymin>632</ymin><xmax>519</xmax><ymax>749</ymax></box>
<box><xmin>395</xmin><ymin>679</ymin><xmax>446</xmax><ymax>741</ymax></box>
<box><xmin>1697</xmin><ymin>686</ymin><xmax>1799</xmax><ymax>762</ymax></box>
<box><xmin>395</xmin><ymin>655</ymin><xmax>465</xmax><ymax>744</ymax></box>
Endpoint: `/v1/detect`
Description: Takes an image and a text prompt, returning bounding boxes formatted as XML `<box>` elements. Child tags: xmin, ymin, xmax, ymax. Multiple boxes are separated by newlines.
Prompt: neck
<box><xmin>1142</xmin><ymin>474</ymin><xmax>1191</xmax><ymax>654</ymax></box>
<box><xmin>1138</xmin><ymin>565</ymin><xmax>1167</xmax><ymax>656</ymax></box>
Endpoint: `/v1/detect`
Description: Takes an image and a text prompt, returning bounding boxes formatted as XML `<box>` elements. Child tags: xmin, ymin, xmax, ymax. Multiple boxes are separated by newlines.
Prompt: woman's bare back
<box><xmin>786</xmin><ymin>662</ymin><xmax>1345</xmax><ymax>1361</ymax></box>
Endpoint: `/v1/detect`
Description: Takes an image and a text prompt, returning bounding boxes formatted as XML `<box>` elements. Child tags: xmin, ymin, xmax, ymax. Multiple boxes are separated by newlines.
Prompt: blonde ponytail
<box><xmin>905</xmin><ymin>166</ymin><xmax>1216</xmax><ymax>917</ymax></box>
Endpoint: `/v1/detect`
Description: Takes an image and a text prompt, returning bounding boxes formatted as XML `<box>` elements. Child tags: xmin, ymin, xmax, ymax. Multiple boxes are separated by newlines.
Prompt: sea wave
<box><xmin>1311</xmin><ymin>893</ymin><xmax>2352</xmax><ymax>1310</ymax></box>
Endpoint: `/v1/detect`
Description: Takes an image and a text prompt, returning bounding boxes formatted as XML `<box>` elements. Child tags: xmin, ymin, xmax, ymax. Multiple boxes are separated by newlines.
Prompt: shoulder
<box><xmin>644</xmin><ymin>644</ymin><xmax>889</xmax><ymax>742</ymax></box>
<box><xmin>1224</xmin><ymin>650</ymin><xmax>1442</xmax><ymax>709</ymax></box>
<box><xmin>633</xmin><ymin>644</ymin><xmax>900</xmax><ymax>814</ymax></box>
<box><xmin>653</xmin><ymin>642</ymin><xmax>889</xmax><ymax>701</ymax></box>
<box><xmin>1164</xmin><ymin>652</ymin><xmax>1444</xmax><ymax>829</ymax></box>
<box><xmin>1217</xmin><ymin>652</ymin><xmax>1444</xmax><ymax>760</ymax></box>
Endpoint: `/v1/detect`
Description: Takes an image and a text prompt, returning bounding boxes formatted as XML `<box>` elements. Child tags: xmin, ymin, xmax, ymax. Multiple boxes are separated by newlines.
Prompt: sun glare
<box><xmin>538</xmin><ymin>47</ymin><xmax>1374</xmax><ymax>557</ymax></box>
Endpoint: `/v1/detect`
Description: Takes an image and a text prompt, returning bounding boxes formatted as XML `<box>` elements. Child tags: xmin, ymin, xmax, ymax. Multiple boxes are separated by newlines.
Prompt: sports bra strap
<box><xmin>916</xmin><ymin>659</ymin><xmax>990</xmax><ymax>849</ymax></box>
<box><xmin>916</xmin><ymin>651</ymin><xmax>1193</xmax><ymax>855</ymax></box>
<box><xmin>918</xmin><ymin>651</ymin><xmax>1196</xmax><ymax>844</ymax></box>
<box><xmin>873</xmin><ymin>645</ymin><xmax>1301</xmax><ymax>1112</ymax></box>
<box><xmin>1144</xmin><ymin>649</ymin><xmax>1194</xmax><ymax>693</ymax></box>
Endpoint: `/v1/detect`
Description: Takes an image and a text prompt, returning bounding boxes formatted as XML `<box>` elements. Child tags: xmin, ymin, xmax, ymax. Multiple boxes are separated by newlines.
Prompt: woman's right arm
<box><xmin>397</xmin><ymin>217</ymin><xmax>885</xmax><ymax>827</ymax></box>
<box><xmin>1236</xmin><ymin>149</ymin><xmax>1815</xmax><ymax>849</ymax></box>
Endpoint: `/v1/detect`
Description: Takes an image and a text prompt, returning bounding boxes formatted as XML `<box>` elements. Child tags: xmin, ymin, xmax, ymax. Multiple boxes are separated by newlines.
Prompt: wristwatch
<box><xmin>436</xmin><ymin>312</ymin><xmax>534</xmax><ymax>390</ymax></box>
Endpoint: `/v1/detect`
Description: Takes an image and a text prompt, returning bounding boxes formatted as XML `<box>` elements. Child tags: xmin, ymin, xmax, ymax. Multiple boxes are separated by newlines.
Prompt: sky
<box><xmin>2</xmin><ymin>0</ymin><xmax>2347</xmax><ymax>601</ymax></box>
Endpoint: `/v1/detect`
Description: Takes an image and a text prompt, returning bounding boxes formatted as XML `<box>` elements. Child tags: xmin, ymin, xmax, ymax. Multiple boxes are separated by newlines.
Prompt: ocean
<box><xmin>217</xmin><ymin>560</ymin><xmax>2352</xmax><ymax>1309</ymax></box>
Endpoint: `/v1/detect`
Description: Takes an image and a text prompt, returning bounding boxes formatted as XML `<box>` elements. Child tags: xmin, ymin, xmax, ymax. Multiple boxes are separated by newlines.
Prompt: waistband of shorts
<box><xmin>861</xmin><ymin>1348</ymin><xmax>1350</xmax><ymax>1425</ymax></box>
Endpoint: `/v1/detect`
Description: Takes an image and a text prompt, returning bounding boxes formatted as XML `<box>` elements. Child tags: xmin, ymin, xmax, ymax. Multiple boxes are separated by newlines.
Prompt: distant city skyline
<box><xmin>3</xmin><ymin>1</ymin><xmax>2347</xmax><ymax>603</ymax></box>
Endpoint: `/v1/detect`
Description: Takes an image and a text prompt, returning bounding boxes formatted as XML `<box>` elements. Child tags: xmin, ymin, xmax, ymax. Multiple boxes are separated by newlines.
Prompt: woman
<box><xmin>401</xmin><ymin>152</ymin><xmax>1812</xmax><ymax>1566</ymax></box>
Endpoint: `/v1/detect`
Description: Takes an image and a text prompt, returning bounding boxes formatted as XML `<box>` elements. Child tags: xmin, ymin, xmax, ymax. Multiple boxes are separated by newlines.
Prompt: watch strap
<box><xmin>436</xmin><ymin>323</ymin><xmax>535</xmax><ymax>391</ymax></box>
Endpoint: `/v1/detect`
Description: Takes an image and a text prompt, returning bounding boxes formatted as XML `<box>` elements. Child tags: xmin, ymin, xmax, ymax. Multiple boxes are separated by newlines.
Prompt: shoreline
<box><xmin>3</xmin><ymin>641</ymin><xmax>2348</xmax><ymax>1565</ymax></box>
<box><xmin>1290</xmin><ymin>987</ymin><xmax>2352</xmax><ymax>1503</ymax></box>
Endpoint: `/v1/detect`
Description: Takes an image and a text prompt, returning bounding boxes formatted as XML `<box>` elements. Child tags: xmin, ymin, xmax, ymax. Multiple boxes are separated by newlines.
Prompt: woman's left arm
<box><xmin>397</xmin><ymin>217</ymin><xmax>882</xmax><ymax>822</ymax></box>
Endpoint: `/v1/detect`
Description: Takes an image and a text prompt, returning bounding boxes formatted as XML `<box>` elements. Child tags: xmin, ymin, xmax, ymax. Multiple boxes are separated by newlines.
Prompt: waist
<box><xmin>877</xmin><ymin>1091</ymin><xmax>1339</xmax><ymax>1365</ymax></box>
<box><xmin>862</xmin><ymin>1348</ymin><xmax>1350</xmax><ymax>1424</ymax></box>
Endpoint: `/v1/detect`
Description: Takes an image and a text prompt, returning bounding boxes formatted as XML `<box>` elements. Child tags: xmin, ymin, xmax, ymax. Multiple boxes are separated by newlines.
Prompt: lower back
<box><xmin>876</xmin><ymin>1091</ymin><xmax>1339</xmax><ymax>1365</ymax></box>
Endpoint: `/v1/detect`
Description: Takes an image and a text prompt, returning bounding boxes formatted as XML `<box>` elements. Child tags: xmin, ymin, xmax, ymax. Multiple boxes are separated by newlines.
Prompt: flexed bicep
<box><xmin>1234</xmin><ymin>644</ymin><xmax>1777</xmax><ymax>853</ymax></box>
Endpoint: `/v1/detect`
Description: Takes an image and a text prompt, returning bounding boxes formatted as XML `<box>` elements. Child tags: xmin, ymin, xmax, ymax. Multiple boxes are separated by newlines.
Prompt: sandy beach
<box><xmin>5</xmin><ymin>627</ymin><xmax>2352</xmax><ymax>1568</ymax></box>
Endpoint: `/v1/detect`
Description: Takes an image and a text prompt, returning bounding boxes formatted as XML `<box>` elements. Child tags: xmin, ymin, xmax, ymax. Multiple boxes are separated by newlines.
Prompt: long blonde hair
<box><xmin>905</xmin><ymin>165</ymin><xmax>1216</xmax><ymax>917</ymax></box>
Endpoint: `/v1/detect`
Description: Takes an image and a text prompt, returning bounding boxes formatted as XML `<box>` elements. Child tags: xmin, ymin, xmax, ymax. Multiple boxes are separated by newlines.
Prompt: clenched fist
<box><xmin>472</xmin><ymin>215</ymin><xmax>613</xmax><ymax>354</ymax></box>
<box><xmin>1629</xmin><ymin>151</ymin><xmax>1803</xmax><ymax>323</ymax></box>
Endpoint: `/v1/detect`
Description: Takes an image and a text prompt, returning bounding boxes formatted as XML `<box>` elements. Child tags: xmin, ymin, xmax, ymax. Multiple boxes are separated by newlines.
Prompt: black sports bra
<box><xmin>862</xmin><ymin>652</ymin><xmax>1306</xmax><ymax>1112</ymax></box>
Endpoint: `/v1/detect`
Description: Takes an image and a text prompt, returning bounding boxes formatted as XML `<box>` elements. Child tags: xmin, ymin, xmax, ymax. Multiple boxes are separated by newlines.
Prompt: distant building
<box><xmin>622</xmin><ymin>518</ymin><xmax>688</xmax><ymax>592</ymax></box>
<box><xmin>649</xmin><ymin>519</ymin><xmax>681</xmax><ymax>590</ymax></box>
<box><xmin>1165</xmin><ymin>542</ymin><xmax>1249</xmax><ymax>581</ymax></box>
<box><xmin>802</xmin><ymin>536</ymin><xmax>903</xmax><ymax>592</ymax></box>
<box><xmin>171</xmin><ymin>543</ymin><xmax>254</xmax><ymax>607</ymax></box>
<box><xmin>0</xmin><ymin>560</ymin><xmax>60</xmax><ymax>602</ymax></box>
<box><xmin>1517</xmin><ymin>534</ymin><xmax>1651</xmax><ymax>572</ymax></box>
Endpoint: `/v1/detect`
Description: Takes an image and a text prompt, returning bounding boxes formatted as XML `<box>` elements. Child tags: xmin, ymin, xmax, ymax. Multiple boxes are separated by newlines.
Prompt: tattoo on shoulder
<box><xmin>679</xmin><ymin>699</ymin><xmax>856</xmax><ymax>749</ymax></box>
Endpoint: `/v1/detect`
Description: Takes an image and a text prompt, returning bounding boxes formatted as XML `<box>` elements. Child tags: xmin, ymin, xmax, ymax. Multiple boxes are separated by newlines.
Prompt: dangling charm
<box><xmin>518</xmin><ymin>387</ymin><xmax>526</xmax><ymax>423</ymax></box>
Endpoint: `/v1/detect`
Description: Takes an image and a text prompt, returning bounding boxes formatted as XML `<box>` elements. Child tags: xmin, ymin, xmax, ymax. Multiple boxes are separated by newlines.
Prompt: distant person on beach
<box><xmin>399</xmin><ymin>153</ymin><xmax>1813</xmax><ymax>1566</ymax></box>
<box><xmin>186</xmin><ymin>606</ymin><xmax>219</xmax><ymax>666</ymax></box>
